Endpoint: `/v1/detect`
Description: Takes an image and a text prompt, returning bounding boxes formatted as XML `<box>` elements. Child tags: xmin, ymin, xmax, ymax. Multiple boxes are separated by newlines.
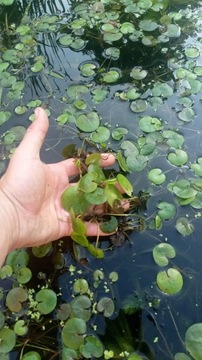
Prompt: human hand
<box><xmin>0</xmin><ymin>107</ymin><xmax>115</xmax><ymax>264</ymax></box>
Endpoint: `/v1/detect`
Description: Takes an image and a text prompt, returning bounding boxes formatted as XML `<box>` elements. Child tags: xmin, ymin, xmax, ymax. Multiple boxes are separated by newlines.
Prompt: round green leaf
<box><xmin>174</xmin><ymin>354</ymin><xmax>191</xmax><ymax>360</ymax></box>
<box><xmin>97</xmin><ymin>297</ymin><xmax>115</xmax><ymax>317</ymax></box>
<box><xmin>16</xmin><ymin>267</ymin><xmax>32</xmax><ymax>284</ymax></box>
<box><xmin>32</xmin><ymin>243</ymin><xmax>52</xmax><ymax>258</ymax></box>
<box><xmin>90</xmin><ymin>126</ymin><xmax>110</xmax><ymax>143</ymax></box>
<box><xmin>167</xmin><ymin>149</ymin><xmax>188</xmax><ymax>166</ymax></box>
<box><xmin>185</xmin><ymin>323</ymin><xmax>202</xmax><ymax>360</ymax></box>
<box><xmin>157</xmin><ymin>202</ymin><xmax>176</xmax><ymax>220</ymax></box>
<box><xmin>31</xmin><ymin>62</ymin><xmax>44</xmax><ymax>72</ymax></box>
<box><xmin>139</xmin><ymin>116</ymin><xmax>163</xmax><ymax>133</ymax></box>
<box><xmin>58</xmin><ymin>34</ymin><xmax>73</xmax><ymax>46</ymax></box>
<box><xmin>163</xmin><ymin>130</ymin><xmax>184</xmax><ymax>148</ymax></box>
<box><xmin>6</xmin><ymin>287</ymin><xmax>28</xmax><ymax>312</ymax></box>
<box><xmin>139</xmin><ymin>20</ymin><xmax>159</xmax><ymax>31</ymax></box>
<box><xmin>191</xmin><ymin>158</ymin><xmax>202</xmax><ymax>176</ymax></box>
<box><xmin>130</xmin><ymin>99</ymin><xmax>147</xmax><ymax>112</ymax></box>
<box><xmin>112</xmin><ymin>127</ymin><xmax>128</xmax><ymax>140</ymax></box>
<box><xmin>126</xmin><ymin>154</ymin><xmax>147</xmax><ymax>172</ymax></box>
<box><xmin>178</xmin><ymin>108</ymin><xmax>195</xmax><ymax>122</ymax></box>
<box><xmin>130</xmin><ymin>67</ymin><xmax>148</xmax><ymax>80</ymax></box>
<box><xmin>80</xmin><ymin>63</ymin><xmax>96</xmax><ymax>77</ymax></box>
<box><xmin>14</xmin><ymin>105</ymin><xmax>27</xmax><ymax>115</ymax></box>
<box><xmin>70</xmin><ymin>295</ymin><xmax>91</xmax><ymax>321</ymax></box>
<box><xmin>153</xmin><ymin>243</ymin><xmax>176</xmax><ymax>266</ymax></box>
<box><xmin>0</xmin><ymin>328</ymin><xmax>16</xmax><ymax>353</ymax></box>
<box><xmin>80</xmin><ymin>336</ymin><xmax>104</xmax><ymax>358</ymax></box>
<box><xmin>62</xmin><ymin>185</ymin><xmax>91</xmax><ymax>215</ymax></box>
<box><xmin>73</xmin><ymin>279</ymin><xmax>89</xmax><ymax>294</ymax></box>
<box><xmin>21</xmin><ymin>351</ymin><xmax>41</xmax><ymax>360</ymax></box>
<box><xmin>85</xmin><ymin>187</ymin><xmax>107</xmax><ymax>205</ymax></box>
<box><xmin>156</xmin><ymin>268</ymin><xmax>183</xmax><ymax>295</ymax></box>
<box><xmin>152</xmin><ymin>82</ymin><xmax>173</xmax><ymax>97</ymax></box>
<box><xmin>14</xmin><ymin>320</ymin><xmax>28</xmax><ymax>336</ymax></box>
<box><xmin>185</xmin><ymin>46</ymin><xmax>200</xmax><ymax>58</ymax></box>
<box><xmin>36</xmin><ymin>289</ymin><xmax>57</xmax><ymax>314</ymax></box>
<box><xmin>76</xmin><ymin>112</ymin><xmax>100</xmax><ymax>132</ymax></box>
<box><xmin>62</xmin><ymin>318</ymin><xmax>86</xmax><ymax>349</ymax></box>
<box><xmin>148</xmin><ymin>168</ymin><xmax>166</xmax><ymax>185</ymax></box>
<box><xmin>175</xmin><ymin>217</ymin><xmax>194</xmax><ymax>236</ymax></box>
<box><xmin>102</xmin><ymin>70</ymin><xmax>120</xmax><ymax>83</ymax></box>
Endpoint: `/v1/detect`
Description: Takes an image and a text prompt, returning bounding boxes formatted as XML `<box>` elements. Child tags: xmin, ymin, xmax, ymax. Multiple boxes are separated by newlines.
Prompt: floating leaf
<box><xmin>91</xmin><ymin>88</ymin><xmax>108</xmax><ymax>103</ymax></box>
<box><xmin>127</xmin><ymin>154</ymin><xmax>147</xmax><ymax>172</ymax></box>
<box><xmin>16</xmin><ymin>267</ymin><xmax>32</xmax><ymax>284</ymax></box>
<box><xmin>0</xmin><ymin>328</ymin><xmax>16</xmax><ymax>353</ymax></box>
<box><xmin>90</xmin><ymin>126</ymin><xmax>110</xmax><ymax>143</ymax></box>
<box><xmin>21</xmin><ymin>351</ymin><xmax>41</xmax><ymax>360</ymax></box>
<box><xmin>185</xmin><ymin>323</ymin><xmax>202</xmax><ymax>360</ymax></box>
<box><xmin>6</xmin><ymin>287</ymin><xmax>28</xmax><ymax>312</ymax></box>
<box><xmin>58</xmin><ymin>34</ymin><xmax>73</xmax><ymax>47</ymax></box>
<box><xmin>36</xmin><ymin>289</ymin><xmax>57</xmax><ymax>314</ymax></box>
<box><xmin>31</xmin><ymin>62</ymin><xmax>44</xmax><ymax>72</ymax></box>
<box><xmin>163</xmin><ymin>130</ymin><xmax>184</xmax><ymax>148</ymax></box>
<box><xmin>156</xmin><ymin>268</ymin><xmax>183</xmax><ymax>295</ymax></box>
<box><xmin>178</xmin><ymin>108</ymin><xmax>195</xmax><ymax>122</ymax></box>
<box><xmin>139</xmin><ymin>19</ymin><xmax>159</xmax><ymax>31</ymax></box>
<box><xmin>153</xmin><ymin>243</ymin><xmax>176</xmax><ymax>266</ymax></box>
<box><xmin>139</xmin><ymin>116</ymin><xmax>163</xmax><ymax>133</ymax></box>
<box><xmin>62</xmin><ymin>318</ymin><xmax>86</xmax><ymax>350</ymax></box>
<box><xmin>104</xmin><ymin>47</ymin><xmax>120</xmax><ymax>60</ymax></box>
<box><xmin>130</xmin><ymin>67</ymin><xmax>148</xmax><ymax>80</ymax></box>
<box><xmin>175</xmin><ymin>217</ymin><xmax>194</xmax><ymax>236</ymax></box>
<box><xmin>148</xmin><ymin>168</ymin><xmax>166</xmax><ymax>185</ymax></box>
<box><xmin>97</xmin><ymin>297</ymin><xmax>115</xmax><ymax>317</ymax></box>
<box><xmin>157</xmin><ymin>202</ymin><xmax>176</xmax><ymax>220</ymax></box>
<box><xmin>102</xmin><ymin>70</ymin><xmax>120</xmax><ymax>83</ymax></box>
<box><xmin>167</xmin><ymin>149</ymin><xmax>188</xmax><ymax>166</ymax></box>
<box><xmin>185</xmin><ymin>46</ymin><xmax>200</xmax><ymax>58</ymax></box>
<box><xmin>73</xmin><ymin>279</ymin><xmax>89</xmax><ymax>294</ymax></box>
<box><xmin>130</xmin><ymin>99</ymin><xmax>147</xmax><ymax>112</ymax></box>
<box><xmin>32</xmin><ymin>243</ymin><xmax>52</xmax><ymax>258</ymax></box>
<box><xmin>76</xmin><ymin>112</ymin><xmax>100</xmax><ymax>132</ymax></box>
<box><xmin>112</xmin><ymin>127</ymin><xmax>128</xmax><ymax>140</ymax></box>
<box><xmin>174</xmin><ymin>354</ymin><xmax>191</xmax><ymax>360</ymax></box>
<box><xmin>152</xmin><ymin>82</ymin><xmax>173</xmax><ymax>97</ymax></box>
<box><xmin>191</xmin><ymin>158</ymin><xmax>202</xmax><ymax>176</ymax></box>
<box><xmin>80</xmin><ymin>63</ymin><xmax>96</xmax><ymax>77</ymax></box>
<box><xmin>14</xmin><ymin>320</ymin><xmax>28</xmax><ymax>336</ymax></box>
<box><xmin>80</xmin><ymin>336</ymin><xmax>104</xmax><ymax>358</ymax></box>
<box><xmin>109</xmin><ymin>271</ymin><xmax>118</xmax><ymax>282</ymax></box>
<box><xmin>14</xmin><ymin>105</ymin><xmax>27</xmax><ymax>115</ymax></box>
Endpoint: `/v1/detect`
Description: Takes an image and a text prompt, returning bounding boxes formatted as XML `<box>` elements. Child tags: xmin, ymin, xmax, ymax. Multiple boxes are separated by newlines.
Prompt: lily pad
<box><xmin>139</xmin><ymin>19</ymin><xmax>159</xmax><ymax>31</ymax></box>
<box><xmin>148</xmin><ymin>168</ymin><xmax>166</xmax><ymax>185</ymax></box>
<box><xmin>167</xmin><ymin>149</ymin><xmax>188</xmax><ymax>166</ymax></box>
<box><xmin>36</xmin><ymin>289</ymin><xmax>57</xmax><ymax>314</ymax></box>
<box><xmin>185</xmin><ymin>46</ymin><xmax>200</xmax><ymax>58</ymax></box>
<box><xmin>139</xmin><ymin>116</ymin><xmax>163</xmax><ymax>133</ymax></box>
<box><xmin>178</xmin><ymin>108</ymin><xmax>195</xmax><ymax>122</ymax></box>
<box><xmin>102</xmin><ymin>70</ymin><xmax>120</xmax><ymax>83</ymax></box>
<box><xmin>21</xmin><ymin>352</ymin><xmax>41</xmax><ymax>360</ymax></box>
<box><xmin>62</xmin><ymin>318</ymin><xmax>86</xmax><ymax>349</ymax></box>
<box><xmin>76</xmin><ymin>112</ymin><xmax>100</xmax><ymax>132</ymax></box>
<box><xmin>90</xmin><ymin>126</ymin><xmax>110</xmax><ymax>143</ymax></box>
<box><xmin>175</xmin><ymin>217</ymin><xmax>194</xmax><ymax>236</ymax></box>
<box><xmin>130</xmin><ymin>99</ymin><xmax>147</xmax><ymax>112</ymax></box>
<box><xmin>152</xmin><ymin>82</ymin><xmax>173</xmax><ymax>97</ymax></box>
<box><xmin>191</xmin><ymin>158</ymin><xmax>202</xmax><ymax>176</ymax></box>
<box><xmin>130</xmin><ymin>67</ymin><xmax>148</xmax><ymax>80</ymax></box>
<box><xmin>97</xmin><ymin>297</ymin><xmax>115</xmax><ymax>317</ymax></box>
<box><xmin>112</xmin><ymin>127</ymin><xmax>128</xmax><ymax>140</ymax></box>
<box><xmin>156</xmin><ymin>268</ymin><xmax>183</xmax><ymax>295</ymax></box>
<box><xmin>0</xmin><ymin>328</ymin><xmax>16</xmax><ymax>353</ymax></box>
<box><xmin>157</xmin><ymin>202</ymin><xmax>176</xmax><ymax>220</ymax></box>
<box><xmin>80</xmin><ymin>336</ymin><xmax>104</xmax><ymax>358</ymax></box>
<box><xmin>153</xmin><ymin>243</ymin><xmax>176</xmax><ymax>266</ymax></box>
<box><xmin>6</xmin><ymin>287</ymin><xmax>28</xmax><ymax>312</ymax></box>
<box><xmin>185</xmin><ymin>323</ymin><xmax>202</xmax><ymax>360</ymax></box>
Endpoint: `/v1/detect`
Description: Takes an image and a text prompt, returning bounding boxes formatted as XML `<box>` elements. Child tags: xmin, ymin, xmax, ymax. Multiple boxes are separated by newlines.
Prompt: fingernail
<box><xmin>34</xmin><ymin>107</ymin><xmax>41</xmax><ymax>118</ymax></box>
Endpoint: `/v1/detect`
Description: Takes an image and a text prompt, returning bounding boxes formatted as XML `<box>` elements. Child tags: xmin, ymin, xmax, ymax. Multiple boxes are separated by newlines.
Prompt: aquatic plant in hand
<box><xmin>61</xmin><ymin>152</ymin><xmax>135</xmax><ymax>258</ymax></box>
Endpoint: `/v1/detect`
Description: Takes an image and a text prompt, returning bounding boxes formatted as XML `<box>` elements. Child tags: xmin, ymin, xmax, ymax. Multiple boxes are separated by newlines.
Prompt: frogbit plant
<box><xmin>61</xmin><ymin>152</ymin><xmax>134</xmax><ymax>258</ymax></box>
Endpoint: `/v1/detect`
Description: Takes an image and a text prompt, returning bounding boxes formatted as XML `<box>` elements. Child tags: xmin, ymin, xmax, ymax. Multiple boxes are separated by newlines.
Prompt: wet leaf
<box><xmin>191</xmin><ymin>158</ymin><xmax>202</xmax><ymax>176</ymax></box>
<box><xmin>21</xmin><ymin>351</ymin><xmax>41</xmax><ymax>360</ymax></box>
<box><xmin>80</xmin><ymin>63</ymin><xmax>96</xmax><ymax>77</ymax></box>
<box><xmin>112</xmin><ymin>127</ymin><xmax>128</xmax><ymax>140</ymax></box>
<box><xmin>36</xmin><ymin>289</ymin><xmax>57</xmax><ymax>314</ymax></box>
<box><xmin>117</xmin><ymin>174</ymin><xmax>133</xmax><ymax>196</ymax></box>
<box><xmin>102</xmin><ymin>70</ymin><xmax>120</xmax><ymax>83</ymax></box>
<box><xmin>76</xmin><ymin>112</ymin><xmax>100</xmax><ymax>132</ymax></box>
<box><xmin>71</xmin><ymin>232</ymin><xmax>89</xmax><ymax>247</ymax></box>
<box><xmin>185</xmin><ymin>46</ymin><xmax>200</xmax><ymax>58</ymax></box>
<box><xmin>157</xmin><ymin>202</ymin><xmax>176</xmax><ymax>220</ymax></box>
<box><xmin>130</xmin><ymin>67</ymin><xmax>147</xmax><ymax>80</ymax></box>
<box><xmin>130</xmin><ymin>99</ymin><xmax>147</xmax><ymax>112</ymax></box>
<box><xmin>127</xmin><ymin>154</ymin><xmax>147</xmax><ymax>172</ymax></box>
<box><xmin>156</xmin><ymin>268</ymin><xmax>183</xmax><ymax>295</ymax></box>
<box><xmin>163</xmin><ymin>130</ymin><xmax>184</xmax><ymax>148</ymax></box>
<box><xmin>185</xmin><ymin>323</ymin><xmax>202</xmax><ymax>360</ymax></box>
<box><xmin>32</xmin><ymin>243</ymin><xmax>52</xmax><ymax>258</ymax></box>
<box><xmin>31</xmin><ymin>61</ymin><xmax>44</xmax><ymax>72</ymax></box>
<box><xmin>58</xmin><ymin>34</ymin><xmax>73</xmax><ymax>47</ymax></box>
<box><xmin>73</xmin><ymin>279</ymin><xmax>89</xmax><ymax>294</ymax></box>
<box><xmin>91</xmin><ymin>88</ymin><xmax>108</xmax><ymax>103</ymax></box>
<box><xmin>90</xmin><ymin>126</ymin><xmax>110</xmax><ymax>143</ymax></box>
<box><xmin>174</xmin><ymin>354</ymin><xmax>191</xmax><ymax>360</ymax></box>
<box><xmin>148</xmin><ymin>168</ymin><xmax>166</xmax><ymax>185</ymax></box>
<box><xmin>80</xmin><ymin>336</ymin><xmax>104</xmax><ymax>358</ymax></box>
<box><xmin>175</xmin><ymin>217</ymin><xmax>194</xmax><ymax>236</ymax></box>
<box><xmin>14</xmin><ymin>320</ymin><xmax>28</xmax><ymax>336</ymax></box>
<box><xmin>85</xmin><ymin>187</ymin><xmax>107</xmax><ymax>205</ymax></box>
<box><xmin>152</xmin><ymin>82</ymin><xmax>173</xmax><ymax>97</ymax></box>
<box><xmin>153</xmin><ymin>243</ymin><xmax>176</xmax><ymax>266</ymax></box>
<box><xmin>62</xmin><ymin>318</ymin><xmax>86</xmax><ymax>350</ymax></box>
<box><xmin>62</xmin><ymin>185</ymin><xmax>91</xmax><ymax>215</ymax></box>
<box><xmin>104</xmin><ymin>47</ymin><xmax>120</xmax><ymax>60</ymax></box>
<box><xmin>139</xmin><ymin>116</ymin><xmax>163</xmax><ymax>133</ymax></box>
<box><xmin>97</xmin><ymin>297</ymin><xmax>115</xmax><ymax>317</ymax></box>
<box><xmin>6</xmin><ymin>287</ymin><xmax>28</xmax><ymax>312</ymax></box>
<box><xmin>167</xmin><ymin>149</ymin><xmax>188</xmax><ymax>166</ymax></box>
<box><xmin>139</xmin><ymin>20</ymin><xmax>158</xmax><ymax>31</ymax></box>
<box><xmin>178</xmin><ymin>108</ymin><xmax>195</xmax><ymax>122</ymax></box>
<box><xmin>0</xmin><ymin>328</ymin><xmax>16</xmax><ymax>353</ymax></box>
<box><xmin>16</xmin><ymin>267</ymin><xmax>32</xmax><ymax>284</ymax></box>
<box><xmin>100</xmin><ymin>216</ymin><xmax>118</xmax><ymax>233</ymax></box>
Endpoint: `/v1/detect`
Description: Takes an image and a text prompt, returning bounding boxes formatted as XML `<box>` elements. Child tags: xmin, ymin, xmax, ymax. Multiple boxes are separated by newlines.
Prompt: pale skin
<box><xmin>0</xmin><ymin>107</ymin><xmax>116</xmax><ymax>267</ymax></box>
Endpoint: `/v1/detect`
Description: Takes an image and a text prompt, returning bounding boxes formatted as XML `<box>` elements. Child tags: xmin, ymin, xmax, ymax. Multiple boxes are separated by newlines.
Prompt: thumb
<box><xmin>19</xmin><ymin>107</ymin><xmax>49</xmax><ymax>157</ymax></box>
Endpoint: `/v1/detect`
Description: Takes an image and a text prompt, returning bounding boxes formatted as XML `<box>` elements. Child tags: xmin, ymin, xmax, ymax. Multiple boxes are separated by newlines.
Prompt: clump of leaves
<box><xmin>61</xmin><ymin>152</ymin><xmax>135</xmax><ymax>258</ymax></box>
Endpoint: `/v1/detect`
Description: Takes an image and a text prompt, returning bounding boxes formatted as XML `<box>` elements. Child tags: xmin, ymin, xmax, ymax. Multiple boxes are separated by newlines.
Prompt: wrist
<box><xmin>0</xmin><ymin>188</ymin><xmax>19</xmax><ymax>266</ymax></box>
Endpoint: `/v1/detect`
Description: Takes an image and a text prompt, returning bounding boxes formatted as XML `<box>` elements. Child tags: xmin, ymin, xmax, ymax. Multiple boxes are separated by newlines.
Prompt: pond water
<box><xmin>0</xmin><ymin>0</ymin><xmax>202</xmax><ymax>359</ymax></box>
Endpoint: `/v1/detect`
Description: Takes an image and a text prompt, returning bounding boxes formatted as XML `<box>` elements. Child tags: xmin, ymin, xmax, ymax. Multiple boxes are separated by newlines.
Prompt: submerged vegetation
<box><xmin>0</xmin><ymin>0</ymin><xmax>202</xmax><ymax>358</ymax></box>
